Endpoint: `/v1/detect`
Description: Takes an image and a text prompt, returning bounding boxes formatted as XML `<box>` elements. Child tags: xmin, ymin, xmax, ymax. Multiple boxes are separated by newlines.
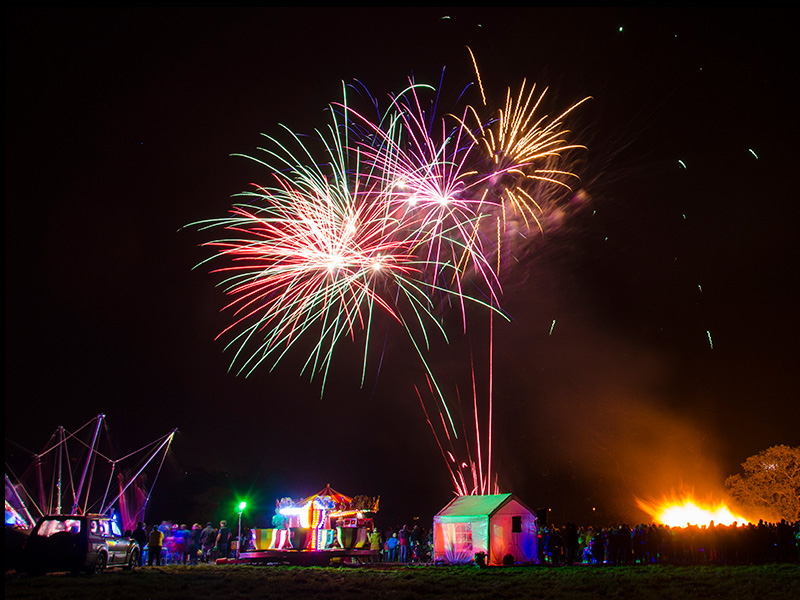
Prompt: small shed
<box><xmin>433</xmin><ymin>493</ymin><xmax>538</xmax><ymax>565</ymax></box>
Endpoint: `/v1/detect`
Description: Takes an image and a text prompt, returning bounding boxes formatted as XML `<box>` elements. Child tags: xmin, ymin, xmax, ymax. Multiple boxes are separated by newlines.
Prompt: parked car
<box><xmin>23</xmin><ymin>514</ymin><xmax>139</xmax><ymax>575</ymax></box>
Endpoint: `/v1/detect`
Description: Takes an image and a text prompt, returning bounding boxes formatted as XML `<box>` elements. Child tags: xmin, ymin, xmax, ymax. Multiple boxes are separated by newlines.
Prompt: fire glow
<box><xmin>637</xmin><ymin>495</ymin><xmax>753</xmax><ymax>528</ymax></box>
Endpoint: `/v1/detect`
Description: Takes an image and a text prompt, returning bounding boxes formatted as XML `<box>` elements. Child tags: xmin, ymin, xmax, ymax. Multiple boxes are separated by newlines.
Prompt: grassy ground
<box><xmin>6</xmin><ymin>563</ymin><xmax>800</xmax><ymax>600</ymax></box>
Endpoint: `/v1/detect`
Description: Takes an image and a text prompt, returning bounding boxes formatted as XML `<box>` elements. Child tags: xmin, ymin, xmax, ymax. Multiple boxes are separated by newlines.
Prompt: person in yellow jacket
<box><xmin>147</xmin><ymin>524</ymin><xmax>165</xmax><ymax>566</ymax></box>
<box><xmin>369</xmin><ymin>528</ymin><xmax>382</xmax><ymax>562</ymax></box>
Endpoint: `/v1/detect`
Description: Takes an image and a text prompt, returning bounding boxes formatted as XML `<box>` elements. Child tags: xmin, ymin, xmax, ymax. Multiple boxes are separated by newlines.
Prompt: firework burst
<box><xmin>193</xmin><ymin>83</ymin><xmax>506</xmax><ymax>394</ymax></box>
<box><xmin>193</xmin><ymin>61</ymin><xmax>588</xmax><ymax>493</ymax></box>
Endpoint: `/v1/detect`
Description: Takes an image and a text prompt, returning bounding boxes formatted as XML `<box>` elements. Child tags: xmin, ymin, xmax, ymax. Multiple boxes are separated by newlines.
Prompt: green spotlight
<box><xmin>237</xmin><ymin>501</ymin><xmax>247</xmax><ymax>559</ymax></box>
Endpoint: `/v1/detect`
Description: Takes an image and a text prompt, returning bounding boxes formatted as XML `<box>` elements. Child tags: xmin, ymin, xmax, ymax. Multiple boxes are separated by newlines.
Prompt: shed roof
<box><xmin>436</xmin><ymin>493</ymin><xmax>534</xmax><ymax>519</ymax></box>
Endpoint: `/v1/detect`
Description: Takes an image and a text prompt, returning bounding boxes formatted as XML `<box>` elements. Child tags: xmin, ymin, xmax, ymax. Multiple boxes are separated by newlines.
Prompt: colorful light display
<box><xmin>194</xmin><ymin>68</ymin><xmax>586</xmax><ymax>393</ymax></box>
<box><xmin>195</xmin><ymin>54</ymin><xmax>588</xmax><ymax>496</ymax></box>
<box><xmin>272</xmin><ymin>486</ymin><xmax>378</xmax><ymax>551</ymax></box>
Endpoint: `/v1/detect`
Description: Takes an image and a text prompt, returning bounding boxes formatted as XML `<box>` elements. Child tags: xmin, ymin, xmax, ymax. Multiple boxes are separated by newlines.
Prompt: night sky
<box><xmin>5</xmin><ymin>8</ymin><xmax>798</xmax><ymax>529</ymax></box>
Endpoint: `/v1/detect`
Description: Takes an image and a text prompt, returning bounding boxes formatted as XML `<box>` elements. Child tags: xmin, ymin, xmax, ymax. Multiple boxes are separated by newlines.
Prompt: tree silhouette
<box><xmin>725</xmin><ymin>445</ymin><xmax>800</xmax><ymax>522</ymax></box>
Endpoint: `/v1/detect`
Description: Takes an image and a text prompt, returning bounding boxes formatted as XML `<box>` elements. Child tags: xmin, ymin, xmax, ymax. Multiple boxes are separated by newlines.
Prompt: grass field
<box><xmin>5</xmin><ymin>563</ymin><xmax>800</xmax><ymax>600</ymax></box>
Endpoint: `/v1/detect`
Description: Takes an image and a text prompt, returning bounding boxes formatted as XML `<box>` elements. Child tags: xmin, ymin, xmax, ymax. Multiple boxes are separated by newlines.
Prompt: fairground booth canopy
<box><xmin>433</xmin><ymin>493</ymin><xmax>538</xmax><ymax>565</ymax></box>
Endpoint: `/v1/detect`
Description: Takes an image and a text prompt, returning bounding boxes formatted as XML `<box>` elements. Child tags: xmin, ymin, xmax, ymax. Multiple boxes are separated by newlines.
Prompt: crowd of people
<box><xmin>126</xmin><ymin>520</ymin><xmax>435</xmax><ymax>566</ymax></box>
<box><xmin>373</xmin><ymin>518</ymin><xmax>799</xmax><ymax>567</ymax></box>
<box><xmin>537</xmin><ymin>519</ymin><xmax>799</xmax><ymax>566</ymax></box>
<box><xmin>127</xmin><ymin>520</ymin><xmax>235</xmax><ymax>566</ymax></box>
<box><xmin>367</xmin><ymin>524</ymin><xmax>434</xmax><ymax>563</ymax></box>
<box><xmin>125</xmin><ymin>517</ymin><xmax>798</xmax><ymax>567</ymax></box>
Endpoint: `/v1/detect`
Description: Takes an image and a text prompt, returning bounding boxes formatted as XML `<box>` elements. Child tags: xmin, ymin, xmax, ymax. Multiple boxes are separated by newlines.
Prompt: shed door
<box><xmin>435</xmin><ymin>521</ymin><xmax>475</xmax><ymax>564</ymax></box>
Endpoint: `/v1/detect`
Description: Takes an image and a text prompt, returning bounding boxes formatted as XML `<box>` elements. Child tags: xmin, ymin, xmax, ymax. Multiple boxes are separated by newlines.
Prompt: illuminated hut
<box><xmin>433</xmin><ymin>494</ymin><xmax>538</xmax><ymax>565</ymax></box>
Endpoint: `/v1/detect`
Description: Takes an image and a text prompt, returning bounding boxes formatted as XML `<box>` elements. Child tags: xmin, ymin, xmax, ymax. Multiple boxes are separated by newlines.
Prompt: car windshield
<box><xmin>37</xmin><ymin>518</ymin><xmax>82</xmax><ymax>537</ymax></box>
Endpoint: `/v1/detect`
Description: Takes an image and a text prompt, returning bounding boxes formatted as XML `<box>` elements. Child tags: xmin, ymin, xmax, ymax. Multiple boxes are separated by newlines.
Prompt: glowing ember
<box><xmin>637</xmin><ymin>495</ymin><xmax>753</xmax><ymax>527</ymax></box>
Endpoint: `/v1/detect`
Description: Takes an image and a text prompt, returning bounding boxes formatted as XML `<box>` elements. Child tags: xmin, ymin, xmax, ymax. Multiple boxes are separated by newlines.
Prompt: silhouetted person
<box><xmin>131</xmin><ymin>522</ymin><xmax>148</xmax><ymax>566</ymax></box>
<box><xmin>563</xmin><ymin>522</ymin><xmax>579</xmax><ymax>566</ymax></box>
<box><xmin>398</xmin><ymin>524</ymin><xmax>410</xmax><ymax>562</ymax></box>
<box><xmin>200</xmin><ymin>522</ymin><xmax>217</xmax><ymax>562</ymax></box>
<box><xmin>550</xmin><ymin>527</ymin><xmax>563</xmax><ymax>566</ymax></box>
<box><xmin>215</xmin><ymin>520</ymin><xmax>231</xmax><ymax>559</ymax></box>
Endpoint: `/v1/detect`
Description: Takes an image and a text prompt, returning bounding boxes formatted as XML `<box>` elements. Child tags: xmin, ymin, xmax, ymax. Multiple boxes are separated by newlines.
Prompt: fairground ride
<box><xmin>236</xmin><ymin>484</ymin><xmax>380</xmax><ymax>566</ymax></box>
<box><xmin>5</xmin><ymin>414</ymin><xmax>176</xmax><ymax>533</ymax></box>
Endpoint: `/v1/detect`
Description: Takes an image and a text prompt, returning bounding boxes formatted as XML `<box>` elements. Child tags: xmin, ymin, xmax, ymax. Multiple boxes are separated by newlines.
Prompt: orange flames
<box><xmin>636</xmin><ymin>494</ymin><xmax>754</xmax><ymax>527</ymax></box>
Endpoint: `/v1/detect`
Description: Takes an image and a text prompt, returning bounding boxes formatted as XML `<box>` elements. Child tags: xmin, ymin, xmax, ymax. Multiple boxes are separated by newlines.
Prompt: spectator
<box><xmin>164</xmin><ymin>523</ymin><xmax>178</xmax><ymax>564</ymax></box>
<box><xmin>410</xmin><ymin>525</ymin><xmax>422</xmax><ymax>562</ymax></box>
<box><xmin>188</xmin><ymin>524</ymin><xmax>202</xmax><ymax>565</ymax></box>
<box><xmin>131</xmin><ymin>522</ymin><xmax>148</xmax><ymax>566</ymax></box>
<box><xmin>398</xmin><ymin>524</ymin><xmax>410</xmax><ymax>562</ymax></box>
<box><xmin>369</xmin><ymin>528</ymin><xmax>382</xmax><ymax>562</ymax></box>
<box><xmin>216</xmin><ymin>520</ymin><xmax>232</xmax><ymax>560</ymax></box>
<box><xmin>147</xmin><ymin>524</ymin><xmax>164</xmax><ymax>566</ymax></box>
<box><xmin>175</xmin><ymin>524</ymin><xmax>189</xmax><ymax>565</ymax></box>
<box><xmin>386</xmin><ymin>532</ymin><xmax>399</xmax><ymax>562</ymax></box>
<box><xmin>200</xmin><ymin>521</ymin><xmax>217</xmax><ymax>563</ymax></box>
<box><xmin>563</xmin><ymin>522</ymin><xmax>579</xmax><ymax>566</ymax></box>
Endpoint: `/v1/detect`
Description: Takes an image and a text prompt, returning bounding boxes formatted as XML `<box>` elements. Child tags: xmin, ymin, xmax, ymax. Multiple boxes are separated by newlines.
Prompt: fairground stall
<box><xmin>237</xmin><ymin>485</ymin><xmax>379</xmax><ymax>566</ymax></box>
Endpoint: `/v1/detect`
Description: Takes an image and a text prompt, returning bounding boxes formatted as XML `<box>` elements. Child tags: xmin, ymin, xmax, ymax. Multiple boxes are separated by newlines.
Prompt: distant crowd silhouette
<box><xmin>538</xmin><ymin>519</ymin><xmax>799</xmax><ymax>566</ymax></box>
